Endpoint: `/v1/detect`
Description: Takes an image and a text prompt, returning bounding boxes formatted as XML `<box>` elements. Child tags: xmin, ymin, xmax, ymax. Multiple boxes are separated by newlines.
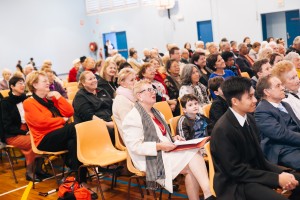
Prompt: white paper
<box><xmin>174</xmin><ymin>137</ymin><xmax>208</xmax><ymax>146</ymax></box>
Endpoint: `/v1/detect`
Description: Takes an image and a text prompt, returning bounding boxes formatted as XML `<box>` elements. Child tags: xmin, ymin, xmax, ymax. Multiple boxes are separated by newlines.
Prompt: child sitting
<box><xmin>208</xmin><ymin>76</ymin><xmax>228</xmax><ymax>126</ymax></box>
<box><xmin>177</xmin><ymin>94</ymin><xmax>213</xmax><ymax>140</ymax></box>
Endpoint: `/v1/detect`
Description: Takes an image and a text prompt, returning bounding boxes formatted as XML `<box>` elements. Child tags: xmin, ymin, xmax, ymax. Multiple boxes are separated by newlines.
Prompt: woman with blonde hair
<box><xmin>97</xmin><ymin>60</ymin><xmax>118</xmax><ymax>98</ymax></box>
<box><xmin>73</xmin><ymin>71</ymin><xmax>115</xmax><ymax>143</ymax></box>
<box><xmin>0</xmin><ymin>68</ymin><xmax>12</xmax><ymax>90</ymax></box>
<box><xmin>112</xmin><ymin>68</ymin><xmax>136</xmax><ymax>140</ymax></box>
<box><xmin>123</xmin><ymin>80</ymin><xmax>215</xmax><ymax>200</ymax></box>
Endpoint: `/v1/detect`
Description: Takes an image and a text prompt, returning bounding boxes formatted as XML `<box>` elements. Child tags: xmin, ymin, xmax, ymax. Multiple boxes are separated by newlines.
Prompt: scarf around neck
<box><xmin>32</xmin><ymin>93</ymin><xmax>62</xmax><ymax>117</ymax></box>
<box><xmin>116</xmin><ymin>86</ymin><xmax>136</xmax><ymax>102</ymax></box>
<box><xmin>134</xmin><ymin>102</ymin><xmax>173</xmax><ymax>190</ymax></box>
<box><xmin>8</xmin><ymin>91</ymin><xmax>27</xmax><ymax>104</ymax></box>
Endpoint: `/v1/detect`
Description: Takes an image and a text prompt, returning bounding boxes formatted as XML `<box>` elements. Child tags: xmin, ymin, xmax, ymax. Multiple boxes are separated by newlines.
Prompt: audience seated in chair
<box><xmin>0</xmin><ymin>68</ymin><xmax>11</xmax><ymax>90</ymax></box>
<box><xmin>251</xmin><ymin>58</ymin><xmax>272</xmax><ymax>90</ymax></box>
<box><xmin>112</xmin><ymin>68</ymin><xmax>136</xmax><ymax>141</ymax></box>
<box><xmin>123</xmin><ymin>80</ymin><xmax>216</xmax><ymax>200</ymax></box>
<box><xmin>73</xmin><ymin>71</ymin><xmax>115</xmax><ymax>144</ymax></box>
<box><xmin>272</xmin><ymin>60</ymin><xmax>300</xmax><ymax>120</ymax></box>
<box><xmin>255</xmin><ymin>75</ymin><xmax>300</xmax><ymax>170</ymax></box>
<box><xmin>176</xmin><ymin>94</ymin><xmax>213</xmax><ymax>140</ymax></box>
<box><xmin>208</xmin><ymin>77</ymin><xmax>228</xmax><ymax>126</ymax></box>
<box><xmin>97</xmin><ymin>60</ymin><xmax>118</xmax><ymax>99</ymax></box>
<box><xmin>211</xmin><ymin>76</ymin><xmax>300</xmax><ymax>200</ymax></box>
<box><xmin>1</xmin><ymin>75</ymin><xmax>49</xmax><ymax>182</ymax></box>
<box><xmin>23</xmin><ymin>71</ymin><xmax>87</xmax><ymax>183</ymax></box>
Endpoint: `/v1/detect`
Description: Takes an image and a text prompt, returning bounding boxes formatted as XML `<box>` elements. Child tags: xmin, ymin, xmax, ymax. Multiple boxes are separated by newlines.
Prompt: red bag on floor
<box><xmin>58</xmin><ymin>176</ymin><xmax>79</xmax><ymax>199</ymax></box>
<box><xmin>74</xmin><ymin>187</ymin><xmax>91</xmax><ymax>200</ymax></box>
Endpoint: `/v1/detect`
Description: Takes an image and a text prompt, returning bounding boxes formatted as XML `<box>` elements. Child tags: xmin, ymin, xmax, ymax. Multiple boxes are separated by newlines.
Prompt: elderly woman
<box><xmin>97</xmin><ymin>60</ymin><xmax>118</xmax><ymax>99</ymax></box>
<box><xmin>73</xmin><ymin>71</ymin><xmax>115</xmax><ymax>143</ymax></box>
<box><xmin>272</xmin><ymin>60</ymin><xmax>300</xmax><ymax>119</ymax></box>
<box><xmin>122</xmin><ymin>80</ymin><xmax>215</xmax><ymax>200</ymax></box>
<box><xmin>23</xmin><ymin>71</ymin><xmax>87</xmax><ymax>183</ymax></box>
<box><xmin>179</xmin><ymin>64</ymin><xmax>210</xmax><ymax>114</ymax></box>
<box><xmin>0</xmin><ymin>68</ymin><xmax>11</xmax><ymax>90</ymax></box>
<box><xmin>138</xmin><ymin>63</ymin><xmax>177</xmax><ymax>110</ymax></box>
<box><xmin>164</xmin><ymin>59</ymin><xmax>181</xmax><ymax>116</ymax></box>
<box><xmin>284</xmin><ymin>52</ymin><xmax>300</xmax><ymax>78</ymax></box>
<box><xmin>2</xmin><ymin>75</ymin><xmax>49</xmax><ymax>181</ymax></box>
<box><xmin>44</xmin><ymin>68</ymin><xmax>67</xmax><ymax>98</ymax></box>
<box><xmin>112</xmin><ymin>68</ymin><xmax>136</xmax><ymax>140</ymax></box>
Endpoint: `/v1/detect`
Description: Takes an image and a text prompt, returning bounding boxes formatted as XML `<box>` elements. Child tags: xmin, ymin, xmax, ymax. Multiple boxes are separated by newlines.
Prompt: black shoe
<box><xmin>26</xmin><ymin>173</ymin><xmax>41</xmax><ymax>182</ymax></box>
<box><xmin>36</xmin><ymin>171</ymin><xmax>53</xmax><ymax>179</ymax></box>
<box><xmin>205</xmin><ymin>195</ymin><xmax>217</xmax><ymax>200</ymax></box>
<box><xmin>173</xmin><ymin>184</ymin><xmax>179</xmax><ymax>192</ymax></box>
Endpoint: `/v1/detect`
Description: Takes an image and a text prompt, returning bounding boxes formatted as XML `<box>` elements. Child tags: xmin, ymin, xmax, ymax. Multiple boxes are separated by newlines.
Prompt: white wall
<box><xmin>0</xmin><ymin>0</ymin><xmax>93</xmax><ymax>74</ymax></box>
<box><xmin>266</xmin><ymin>12</ymin><xmax>287</xmax><ymax>43</ymax></box>
<box><xmin>0</xmin><ymin>0</ymin><xmax>299</xmax><ymax>74</ymax></box>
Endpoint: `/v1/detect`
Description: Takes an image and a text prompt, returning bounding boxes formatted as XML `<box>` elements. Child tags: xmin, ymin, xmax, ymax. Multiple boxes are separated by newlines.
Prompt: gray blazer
<box><xmin>255</xmin><ymin>99</ymin><xmax>300</xmax><ymax>164</ymax></box>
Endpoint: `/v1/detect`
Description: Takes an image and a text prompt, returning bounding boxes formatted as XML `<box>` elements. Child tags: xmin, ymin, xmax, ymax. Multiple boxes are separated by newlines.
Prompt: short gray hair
<box><xmin>181</xmin><ymin>64</ymin><xmax>198</xmax><ymax>85</ymax></box>
<box><xmin>293</xmin><ymin>36</ymin><xmax>300</xmax><ymax>45</ymax></box>
<box><xmin>284</xmin><ymin>52</ymin><xmax>300</xmax><ymax>61</ymax></box>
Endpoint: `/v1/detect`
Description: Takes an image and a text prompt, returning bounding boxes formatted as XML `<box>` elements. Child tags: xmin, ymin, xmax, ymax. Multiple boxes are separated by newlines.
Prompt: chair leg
<box><xmin>11</xmin><ymin>148</ymin><xmax>18</xmax><ymax>164</ymax></box>
<box><xmin>152</xmin><ymin>190</ymin><xmax>157</xmax><ymax>199</ymax></box>
<box><xmin>46</xmin><ymin>157</ymin><xmax>60</xmax><ymax>187</ymax></box>
<box><xmin>32</xmin><ymin>157</ymin><xmax>37</xmax><ymax>189</ymax></box>
<box><xmin>136</xmin><ymin>177</ymin><xmax>144</xmax><ymax>198</ymax></box>
<box><xmin>127</xmin><ymin>176</ymin><xmax>133</xmax><ymax>200</ymax></box>
<box><xmin>143</xmin><ymin>179</ymin><xmax>150</xmax><ymax>195</ymax></box>
<box><xmin>92</xmin><ymin>166</ymin><xmax>105</xmax><ymax>200</ymax></box>
<box><xmin>159</xmin><ymin>188</ymin><xmax>163</xmax><ymax>200</ymax></box>
<box><xmin>4</xmin><ymin>148</ymin><xmax>18</xmax><ymax>184</ymax></box>
<box><xmin>168</xmin><ymin>192</ymin><xmax>172</xmax><ymax>200</ymax></box>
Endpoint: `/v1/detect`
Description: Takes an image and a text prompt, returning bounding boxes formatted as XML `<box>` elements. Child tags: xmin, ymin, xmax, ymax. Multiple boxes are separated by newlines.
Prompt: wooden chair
<box><xmin>203</xmin><ymin>103</ymin><xmax>212</xmax><ymax>118</ymax></box>
<box><xmin>75</xmin><ymin>119</ymin><xmax>127</xmax><ymax>200</ymax></box>
<box><xmin>0</xmin><ymin>142</ymin><xmax>18</xmax><ymax>183</ymax></box>
<box><xmin>169</xmin><ymin>116</ymin><xmax>180</xmax><ymax>137</ymax></box>
<box><xmin>241</xmin><ymin>72</ymin><xmax>250</xmax><ymax>78</ymax></box>
<box><xmin>111</xmin><ymin>116</ymin><xmax>126</xmax><ymax>151</ymax></box>
<box><xmin>153</xmin><ymin>101</ymin><xmax>173</xmax><ymax>124</ymax></box>
<box><xmin>0</xmin><ymin>89</ymin><xmax>10</xmax><ymax>97</ymax></box>
<box><xmin>204</xmin><ymin>142</ymin><xmax>216</xmax><ymax>197</ymax></box>
<box><xmin>29</xmin><ymin>133</ymin><xmax>68</xmax><ymax>188</ymax></box>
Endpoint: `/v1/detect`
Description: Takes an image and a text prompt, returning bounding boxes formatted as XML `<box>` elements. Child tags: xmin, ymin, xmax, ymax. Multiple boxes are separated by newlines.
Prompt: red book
<box><xmin>170</xmin><ymin>136</ymin><xmax>210</xmax><ymax>152</ymax></box>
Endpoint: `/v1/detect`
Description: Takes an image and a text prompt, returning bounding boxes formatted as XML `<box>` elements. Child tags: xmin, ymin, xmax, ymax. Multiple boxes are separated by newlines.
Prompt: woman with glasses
<box><xmin>1</xmin><ymin>75</ymin><xmax>49</xmax><ymax>182</ymax></box>
<box><xmin>138</xmin><ymin>63</ymin><xmax>177</xmax><ymax>112</ymax></box>
<box><xmin>123</xmin><ymin>80</ymin><xmax>215</xmax><ymax>200</ymax></box>
<box><xmin>23</xmin><ymin>71</ymin><xmax>87</xmax><ymax>183</ymax></box>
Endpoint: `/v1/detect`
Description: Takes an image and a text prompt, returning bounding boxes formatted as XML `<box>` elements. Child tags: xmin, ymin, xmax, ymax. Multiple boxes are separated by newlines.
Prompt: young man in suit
<box><xmin>255</xmin><ymin>75</ymin><xmax>300</xmax><ymax>170</ymax></box>
<box><xmin>211</xmin><ymin>76</ymin><xmax>299</xmax><ymax>200</ymax></box>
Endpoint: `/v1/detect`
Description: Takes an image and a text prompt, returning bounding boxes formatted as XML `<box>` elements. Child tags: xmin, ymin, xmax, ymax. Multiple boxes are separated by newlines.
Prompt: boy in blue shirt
<box><xmin>176</xmin><ymin>94</ymin><xmax>213</xmax><ymax>140</ymax></box>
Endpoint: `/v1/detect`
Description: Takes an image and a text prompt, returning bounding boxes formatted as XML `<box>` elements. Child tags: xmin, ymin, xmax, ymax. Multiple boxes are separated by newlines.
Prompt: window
<box><xmin>86</xmin><ymin>0</ymin><xmax>155</xmax><ymax>14</ymax></box>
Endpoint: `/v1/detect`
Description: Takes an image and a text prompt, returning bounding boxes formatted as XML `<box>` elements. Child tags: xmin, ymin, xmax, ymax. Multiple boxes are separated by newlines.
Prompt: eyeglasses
<box><xmin>139</xmin><ymin>88</ymin><xmax>157</xmax><ymax>93</ymax></box>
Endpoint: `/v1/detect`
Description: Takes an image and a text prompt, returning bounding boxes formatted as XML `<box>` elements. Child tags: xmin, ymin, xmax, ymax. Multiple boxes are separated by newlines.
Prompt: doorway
<box><xmin>102</xmin><ymin>31</ymin><xmax>128</xmax><ymax>59</ymax></box>
<box><xmin>261</xmin><ymin>10</ymin><xmax>300</xmax><ymax>47</ymax></box>
<box><xmin>196</xmin><ymin>20</ymin><xmax>213</xmax><ymax>44</ymax></box>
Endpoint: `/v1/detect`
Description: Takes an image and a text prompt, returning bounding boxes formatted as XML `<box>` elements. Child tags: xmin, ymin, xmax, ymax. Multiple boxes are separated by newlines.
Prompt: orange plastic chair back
<box><xmin>126</xmin><ymin>150</ymin><xmax>145</xmax><ymax>177</ymax></box>
<box><xmin>203</xmin><ymin>103</ymin><xmax>212</xmax><ymax>118</ymax></box>
<box><xmin>153</xmin><ymin>101</ymin><xmax>173</xmax><ymax>124</ymax></box>
<box><xmin>241</xmin><ymin>72</ymin><xmax>250</xmax><ymax>78</ymax></box>
<box><xmin>204</xmin><ymin>142</ymin><xmax>216</xmax><ymax>197</ymax></box>
<box><xmin>111</xmin><ymin>116</ymin><xmax>126</xmax><ymax>151</ymax></box>
<box><xmin>169</xmin><ymin>116</ymin><xmax>180</xmax><ymax>136</ymax></box>
<box><xmin>0</xmin><ymin>89</ymin><xmax>10</xmax><ymax>97</ymax></box>
<box><xmin>75</xmin><ymin>119</ymin><xmax>126</xmax><ymax>166</ymax></box>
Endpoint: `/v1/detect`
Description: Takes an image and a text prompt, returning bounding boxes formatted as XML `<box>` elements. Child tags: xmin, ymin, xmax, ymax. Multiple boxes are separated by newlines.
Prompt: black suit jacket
<box><xmin>236</xmin><ymin>55</ymin><xmax>254</xmax><ymax>77</ymax></box>
<box><xmin>211</xmin><ymin>109</ymin><xmax>282</xmax><ymax>200</ymax></box>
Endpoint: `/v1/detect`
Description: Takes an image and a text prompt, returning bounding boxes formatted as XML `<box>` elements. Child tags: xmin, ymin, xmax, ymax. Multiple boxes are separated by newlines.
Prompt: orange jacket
<box><xmin>24</xmin><ymin>96</ymin><xmax>74</xmax><ymax>146</ymax></box>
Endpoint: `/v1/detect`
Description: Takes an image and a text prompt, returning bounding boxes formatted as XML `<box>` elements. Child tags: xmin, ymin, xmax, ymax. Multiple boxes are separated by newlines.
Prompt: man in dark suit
<box><xmin>255</xmin><ymin>75</ymin><xmax>300</xmax><ymax>170</ymax></box>
<box><xmin>236</xmin><ymin>43</ymin><xmax>255</xmax><ymax>78</ymax></box>
<box><xmin>211</xmin><ymin>76</ymin><xmax>299</xmax><ymax>200</ymax></box>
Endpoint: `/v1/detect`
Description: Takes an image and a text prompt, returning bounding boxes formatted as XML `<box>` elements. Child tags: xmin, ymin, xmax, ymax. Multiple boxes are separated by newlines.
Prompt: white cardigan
<box><xmin>112</xmin><ymin>94</ymin><xmax>135</xmax><ymax>141</ymax></box>
<box><xmin>122</xmin><ymin>107</ymin><xmax>198</xmax><ymax>192</ymax></box>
